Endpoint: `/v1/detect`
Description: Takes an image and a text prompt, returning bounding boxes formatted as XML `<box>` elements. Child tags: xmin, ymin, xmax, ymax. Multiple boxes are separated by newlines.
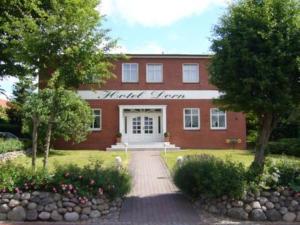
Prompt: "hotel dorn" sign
<box><xmin>78</xmin><ymin>90</ymin><xmax>221</xmax><ymax>100</ymax></box>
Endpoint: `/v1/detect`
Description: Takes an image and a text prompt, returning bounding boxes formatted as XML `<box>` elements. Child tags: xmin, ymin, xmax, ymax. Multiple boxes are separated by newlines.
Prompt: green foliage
<box><xmin>0</xmin><ymin>161</ymin><xmax>131</xmax><ymax>200</ymax></box>
<box><xmin>266</xmin><ymin>138</ymin><xmax>300</xmax><ymax>157</ymax></box>
<box><xmin>246</xmin><ymin>159</ymin><xmax>300</xmax><ymax>192</ymax></box>
<box><xmin>0</xmin><ymin>138</ymin><xmax>24</xmax><ymax>154</ymax></box>
<box><xmin>173</xmin><ymin>155</ymin><xmax>246</xmax><ymax>199</ymax></box>
<box><xmin>210</xmin><ymin>0</ymin><xmax>300</xmax><ymax>114</ymax></box>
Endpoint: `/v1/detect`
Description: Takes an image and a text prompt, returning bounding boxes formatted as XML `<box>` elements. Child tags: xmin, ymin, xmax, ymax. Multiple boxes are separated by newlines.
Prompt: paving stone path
<box><xmin>119</xmin><ymin>151</ymin><xmax>200</xmax><ymax>223</ymax></box>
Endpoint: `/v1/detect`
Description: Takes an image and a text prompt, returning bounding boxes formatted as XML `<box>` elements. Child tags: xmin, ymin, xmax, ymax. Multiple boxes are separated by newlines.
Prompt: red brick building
<box><xmin>55</xmin><ymin>54</ymin><xmax>246</xmax><ymax>150</ymax></box>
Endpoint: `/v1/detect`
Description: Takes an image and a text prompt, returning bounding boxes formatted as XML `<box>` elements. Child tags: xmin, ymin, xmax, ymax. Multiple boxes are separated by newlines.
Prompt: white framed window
<box><xmin>183</xmin><ymin>108</ymin><xmax>200</xmax><ymax>130</ymax></box>
<box><xmin>91</xmin><ymin>109</ymin><xmax>101</xmax><ymax>130</ymax></box>
<box><xmin>122</xmin><ymin>63</ymin><xmax>138</xmax><ymax>83</ymax></box>
<box><xmin>146</xmin><ymin>64</ymin><xmax>163</xmax><ymax>83</ymax></box>
<box><xmin>182</xmin><ymin>64</ymin><xmax>199</xmax><ymax>83</ymax></box>
<box><xmin>210</xmin><ymin>108</ymin><xmax>227</xmax><ymax>129</ymax></box>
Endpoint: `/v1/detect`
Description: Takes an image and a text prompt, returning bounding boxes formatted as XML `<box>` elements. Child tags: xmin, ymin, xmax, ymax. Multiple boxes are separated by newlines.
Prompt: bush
<box><xmin>0</xmin><ymin>138</ymin><xmax>24</xmax><ymax>154</ymax></box>
<box><xmin>266</xmin><ymin>138</ymin><xmax>300</xmax><ymax>157</ymax></box>
<box><xmin>173</xmin><ymin>155</ymin><xmax>246</xmax><ymax>199</ymax></box>
<box><xmin>0</xmin><ymin>161</ymin><xmax>131</xmax><ymax>200</ymax></box>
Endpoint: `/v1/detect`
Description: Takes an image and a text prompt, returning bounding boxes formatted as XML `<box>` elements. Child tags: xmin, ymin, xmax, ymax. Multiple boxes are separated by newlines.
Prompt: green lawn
<box><xmin>161</xmin><ymin>149</ymin><xmax>300</xmax><ymax>170</ymax></box>
<box><xmin>13</xmin><ymin>150</ymin><xmax>129</xmax><ymax>171</ymax></box>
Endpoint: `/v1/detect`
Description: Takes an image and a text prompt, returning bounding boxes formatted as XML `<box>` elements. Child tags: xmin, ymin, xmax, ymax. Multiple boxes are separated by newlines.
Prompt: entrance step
<box><xmin>106</xmin><ymin>142</ymin><xmax>180</xmax><ymax>151</ymax></box>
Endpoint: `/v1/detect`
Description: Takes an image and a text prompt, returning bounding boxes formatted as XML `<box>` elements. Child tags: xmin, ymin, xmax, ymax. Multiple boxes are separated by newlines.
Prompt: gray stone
<box><xmin>44</xmin><ymin>203</ymin><xmax>57</xmax><ymax>211</ymax></box>
<box><xmin>232</xmin><ymin>200</ymin><xmax>243</xmax><ymax>207</ymax></box>
<box><xmin>7</xmin><ymin>206</ymin><xmax>26</xmax><ymax>221</ymax></box>
<box><xmin>37</xmin><ymin>205</ymin><xmax>44</xmax><ymax>211</ymax></box>
<box><xmin>97</xmin><ymin>203</ymin><xmax>109</xmax><ymax>211</ymax></box>
<box><xmin>0</xmin><ymin>204</ymin><xmax>10</xmax><ymax>213</ymax></box>
<box><xmin>13</xmin><ymin>193</ymin><xmax>21</xmax><ymax>200</ymax></box>
<box><xmin>283</xmin><ymin>212</ymin><xmax>296</xmax><ymax>222</ymax></box>
<box><xmin>273</xmin><ymin>191</ymin><xmax>280</xmax><ymax>196</ymax></box>
<box><xmin>64</xmin><ymin>212</ymin><xmax>79</xmax><ymax>221</ymax></box>
<box><xmin>265</xmin><ymin>209</ymin><xmax>281</xmax><ymax>221</ymax></box>
<box><xmin>261</xmin><ymin>191</ymin><xmax>271</xmax><ymax>197</ymax></box>
<box><xmin>251</xmin><ymin>201</ymin><xmax>261</xmax><ymax>209</ymax></box>
<box><xmin>53</xmin><ymin>193</ymin><xmax>61</xmax><ymax>201</ymax></box>
<box><xmin>58</xmin><ymin>208</ymin><xmax>67</xmax><ymax>214</ymax></box>
<box><xmin>244</xmin><ymin>204</ymin><xmax>252</xmax><ymax>213</ymax></box>
<box><xmin>291</xmin><ymin>200</ymin><xmax>298</xmax><ymax>207</ymax></box>
<box><xmin>227</xmin><ymin>208</ymin><xmax>248</xmax><ymax>220</ymax></box>
<box><xmin>51</xmin><ymin>210</ymin><xmax>63</xmax><ymax>221</ymax></box>
<box><xmin>82</xmin><ymin>207</ymin><xmax>91</xmax><ymax>214</ymax></box>
<box><xmin>90</xmin><ymin>210</ymin><xmax>101</xmax><ymax>218</ymax></box>
<box><xmin>39</xmin><ymin>211</ymin><xmax>50</xmax><ymax>220</ymax></box>
<box><xmin>279</xmin><ymin>207</ymin><xmax>288</xmax><ymax>215</ymax></box>
<box><xmin>258</xmin><ymin>197</ymin><xmax>268</xmax><ymax>205</ymax></box>
<box><xmin>270</xmin><ymin>196</ymin><xmax>279</xmax><ymax>203</ymax></box>
<box><xmin>265</xmin><ymin>201</ymin><xmax>274</xmax><ymax>209</ymax></box>
<box><xmin>250</xmin><ymin>209</ymin><xmax>267</xmax><ymax>221</ymax></box>
<box><xmin>21</xmin><ymin>200</ymin><xmax>28</xmax><ymax>206</ymax></box>
<box><xmin>26</xmin><ymin>209</ymin><xmax>38</xmax><ymax>221</ymax></box>
<box><xmin>0</xmin><ymin>213</ymin><xmax>7</xmax><ymax>220</ymax></box>
<box><xmin>74</xmin><ymin>206</ymin><xmax>81</xmax><ymax>213</ymax></box>
<box><xmin>80</xmin><ymin>214</ymin><xmax>89</xmax><ymax>220</ymax></box>
<box><xmin>27</xmin><ymin>202</ymin><xmax>37</xmax><ymax>210</ymax></box>
<box><xmin>282</xmin><ymin>190</ymin><xmax>291</xmax><ymax>197</ymax></box>
<box><xmin>21</xmin><ymin>193</ymin><xmax>31</xmax><ymax>200</ymax></box>
<box><xmin>63</xmin><ymin>201</ymin><xmax>76</xmax><ymax>207</ymax></box>
<box><xmin>8</xmin><ymin>199</ymin><xmax>20</xmax><ymax>208</ymax></box>
<box><xmin>208</xmin><ymin>205</ymin><xmax>219</xmax><ymax>214</ymax></box>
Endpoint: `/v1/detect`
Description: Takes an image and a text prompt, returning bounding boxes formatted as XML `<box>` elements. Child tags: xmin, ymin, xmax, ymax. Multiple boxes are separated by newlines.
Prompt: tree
<box><xmin>7</xmin><ymin>75</ymin><xmax>36</xmax><ymax>126</ymax></box>
<box><xmin>209</xmin><ymin>0</ymin><xmax>300</xmax><ymax>170</ymax></box>
<box><xmin>23</xmin><ymin>88</ymin><xmax>93</xmax><ymax>169</ymax></box>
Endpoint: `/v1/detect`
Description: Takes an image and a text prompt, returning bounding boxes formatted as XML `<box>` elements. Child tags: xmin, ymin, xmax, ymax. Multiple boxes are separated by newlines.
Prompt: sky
<box><xmin>0</xmin><ymin>0</ymin><xmax>229</xmax><ymax>100</ymax></box>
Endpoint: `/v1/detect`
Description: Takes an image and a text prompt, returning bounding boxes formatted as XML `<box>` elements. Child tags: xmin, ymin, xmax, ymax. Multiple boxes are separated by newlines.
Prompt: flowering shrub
<box><xmin>0</xmin><ymin>161</ymin><xmax>131</xmax><ymax>200</ymax></box>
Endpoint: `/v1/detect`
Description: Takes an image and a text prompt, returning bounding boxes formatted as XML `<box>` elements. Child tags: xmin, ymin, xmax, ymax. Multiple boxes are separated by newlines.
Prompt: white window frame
<box><xmin>146</xmin><ymin>63</ymin><xmax>163</xmax><ymax>83</ymax></box>
<box><xmin>183</xmin><ymin>108</ymin><xmax>200</xmax><ymax>130</ymax></box>
<box><xmin>182</xmin><ymin>63</ymin><xmax>200</xmax><ymax>83</ymax></box>
<box><xmin>122</xmin><ymin>63</ymin><xmax>139</xmax><ymax>83</ymax></box>
<box><xmin>91</xmin><ymin>108</ymin><xmax>102</xmax><ymax>131</ymax></box>
<box><xmin>210</xmin><ymin>108</ymin><xmax>227</xmax><ymax>130</ymax></box>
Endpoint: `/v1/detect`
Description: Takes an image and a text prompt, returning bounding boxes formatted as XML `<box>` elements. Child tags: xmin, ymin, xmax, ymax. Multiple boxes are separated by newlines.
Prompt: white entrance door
<box><xmin>124</xmin><ymin>112</ymin><xmax>163</xmax><ymax>143</ymax></box>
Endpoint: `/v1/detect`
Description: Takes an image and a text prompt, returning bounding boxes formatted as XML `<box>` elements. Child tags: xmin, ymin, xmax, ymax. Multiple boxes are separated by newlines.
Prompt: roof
<box><xmin>0</xmin><ymin>99</ymin><xmax>8</xmax><ymax>108</ymax></box>
<box><xmin>125</xmin><ymin>54</ymin><xmax>212</xmax><ymax>59</ymax></box>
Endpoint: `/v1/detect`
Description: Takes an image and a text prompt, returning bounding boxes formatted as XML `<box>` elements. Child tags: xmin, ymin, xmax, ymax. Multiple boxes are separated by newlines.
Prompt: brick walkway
<box><xmin>119</xmin><ymin>151</ymin><xmax>200</xmax><ymax>223</ymax></box>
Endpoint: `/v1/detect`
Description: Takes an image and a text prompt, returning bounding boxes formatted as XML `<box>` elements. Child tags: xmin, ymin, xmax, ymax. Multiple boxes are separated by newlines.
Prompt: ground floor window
<box><xmin>184</xmin><ymin>108</ymin><xmax>200</xmax><ymax>130</ymax></box>
<box><xmin>210</xmin><ymin>108</ymin><xmax>226</xmax><ymax>129</ymax></box>
<box><xmin>91</xmin><ymin>109</ymin><xmax>101</xmax><ymax>130</ymax></box>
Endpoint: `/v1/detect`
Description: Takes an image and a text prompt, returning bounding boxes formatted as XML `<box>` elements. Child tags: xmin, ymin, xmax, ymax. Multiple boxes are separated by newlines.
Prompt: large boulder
<box><xmin>265</xmin><ymin>209</ymin><xmax>281</xmax><ymax>221</ymax></box>
<box><xmin>250</xmin><ymin>209</ymin><xmax>266</xmax><ymax>221</ymax></box>
<box><xmin>283</xmin><ymin>212</ymin><xmax>296</xmax><ymax>222</ymax></box>
<box><xmin>7</xmin><ymin>206</ymin><xmax>26</xmax><ymax>221</ymax></box>
<box><xmin>227</xmin><ymin>208</ymin><xmax>248</xmax><ymax>220</ymax></box>
<box><xmin>26</xmin><ymin>209</ymin><xmax>38</xmax><ymax>221</ymax></box>
<box><xmin>64</xmin><ymin>212</ymin><xmax>79</xmax><ymax>221</ymax></box>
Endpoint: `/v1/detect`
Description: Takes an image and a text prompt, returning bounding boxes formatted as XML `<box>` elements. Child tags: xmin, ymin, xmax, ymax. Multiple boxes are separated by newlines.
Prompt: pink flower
<box><xmin>98</xmin><ymin>188</ymin><xmax>103</xmax><ymax>195</ymax></box>
<box><xmin>64</xmin><ymin>172</ymin><xmax>70</xmax><ymax>177</ymax></box>
<box><xmin>90</xmin><ymin>179</ymin><xmax>95</xmax><ymax>185</ymax></box>
<box><xmin>78</xmin><ymin>175</ymin><xmax>83</xmax><ymax>179</ymax></box>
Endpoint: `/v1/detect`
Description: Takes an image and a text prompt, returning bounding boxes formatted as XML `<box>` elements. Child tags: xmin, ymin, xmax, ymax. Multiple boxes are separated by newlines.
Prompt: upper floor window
<box><xmin>184</xmin><ymin>108</ymin><xmax>200</xmax><ymax>130</ymax></box>
<box><xmin>122</xmin><ymin>63</ymin><xmax>138</xmax><ymax>83</ymax></box>
<box><xmin>91</xmin><ymin>109</ymin><xmax>101</xmax><ymax>130</ymax></box>
<box><xmin>182</xmin><ymin>64</ymin><xmax>199</xmax><ymax>83</ymax></box>
<box><xmin>210</xmin><ymin>108</ymin><xmax>226</xmax><ymax>129</ymax></box>
<box><xmin>146</xmin><ymin>64</ymin><xmax>163</xmax><ymax>83</ymax></box>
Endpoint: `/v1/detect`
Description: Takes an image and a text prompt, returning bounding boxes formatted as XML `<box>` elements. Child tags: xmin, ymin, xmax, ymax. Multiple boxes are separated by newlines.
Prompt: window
<box><xmin>184</xmin><ymin>108</ymin><xmax>200</xmax><ymax>129</ymax></box>
<box><xmin>91</xmin><ymin>109</ymin><xmax>101</xmax><ymax>130</ymax></box>
<box><xmin>182</xmin><ymin>64</ymin><xmax>199</xmax><ymax>83</ymax></box>
<box><xmin>122</xmin><ymin>63</ymin><xmax>138</xmax><ymax>83</ymax></box>
<box><xmin>210</xmin><ymin>108</ymin><xmax>227</xmax><ymax>129</ymax></box>
<box><xmin>146</xmin><ymin>64</ymin><xmax>163</xmax><ymax>83</ymax></box>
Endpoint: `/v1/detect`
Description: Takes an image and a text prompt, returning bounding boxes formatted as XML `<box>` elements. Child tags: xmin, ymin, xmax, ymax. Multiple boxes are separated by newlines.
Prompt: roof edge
<box><xmin>125</xmin><ymin>54</ymin><xmax>212</xmax><ymax>59</ymax></box>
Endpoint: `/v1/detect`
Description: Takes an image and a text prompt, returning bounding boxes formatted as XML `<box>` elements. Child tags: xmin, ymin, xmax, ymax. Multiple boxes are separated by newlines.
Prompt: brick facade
<box><xmin>54</xmin><ymin>54</ymin><xmax>246</xmax><ymax>150</ymax></box>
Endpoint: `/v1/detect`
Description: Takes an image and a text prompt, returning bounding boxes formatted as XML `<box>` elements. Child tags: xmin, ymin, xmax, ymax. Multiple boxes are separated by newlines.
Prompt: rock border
<box><xmin>0</xmin><ymin>191</ymin><xmax>122</xmax><ymax>222</ymax></box>
<box><xmin>0</xmin><ymin>151</ymin><xmax>25</xmax><ymax>162</ymax></box>
<box><xmin>194</xmin><ymin>188</ymin><xmax>300</xmax><ymax>222</ymax></box>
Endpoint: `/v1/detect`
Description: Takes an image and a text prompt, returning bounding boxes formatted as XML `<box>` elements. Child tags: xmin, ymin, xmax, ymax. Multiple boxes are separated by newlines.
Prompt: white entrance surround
<box><xmin>119</xmin><ymin>105</ymin><xmax>167</xmax><ymax>143</ymax></box>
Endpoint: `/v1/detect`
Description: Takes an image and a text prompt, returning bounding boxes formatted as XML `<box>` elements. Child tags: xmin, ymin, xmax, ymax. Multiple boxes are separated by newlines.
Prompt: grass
<box><xmin>12</xmin><ymin>150</ymin><xmax>129</xmax><ymax>171</ymax></box>
<box><xmin>161</xmin><ymin>149</ymin><xmax>300</xmax><ymax>170</ymax></box>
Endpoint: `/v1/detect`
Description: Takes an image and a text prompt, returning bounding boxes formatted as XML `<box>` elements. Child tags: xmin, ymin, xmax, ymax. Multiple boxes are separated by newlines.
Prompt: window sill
<box><xmin>90</xmin><ymin>129</ymin><xmax>102</xmax><ymax>132</ymax></box>
<box><xmin>210</xmin><ymin>128</ymin><xmax>227</xmax><ymax>130</ymax></box>
<box><xmin>184</xmin><ymin>128</ymin><xmax>200</xmax><ymax>130</ymax></box>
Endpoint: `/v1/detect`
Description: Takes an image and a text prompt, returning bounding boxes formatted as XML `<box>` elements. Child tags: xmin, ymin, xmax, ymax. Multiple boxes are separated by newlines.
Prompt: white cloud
<box><xmin>0</xmin><ymin>76</ymin><xmax>19</xmax><ymax>100</ymax></box>
<box><xmin>98</xmin><ymin>0</ymin><xmax>229</xmax><ymax>27</ymax></box>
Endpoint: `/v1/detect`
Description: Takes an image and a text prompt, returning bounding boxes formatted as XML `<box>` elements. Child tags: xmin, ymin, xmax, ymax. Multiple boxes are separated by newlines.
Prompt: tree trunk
<box><xmin>252</xmin><ymin>113</ymin><xmax>275</xmax><ymax>169</ymax></box>
<box><xmin>32</xmin><ymin>115</ymin><xmax>39</xmax><ymax>170</ymax></box>
<box><xmin>43</xmin><ymin>113</ymin><xmax>54</xmax><ymax>169</ymax></box>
